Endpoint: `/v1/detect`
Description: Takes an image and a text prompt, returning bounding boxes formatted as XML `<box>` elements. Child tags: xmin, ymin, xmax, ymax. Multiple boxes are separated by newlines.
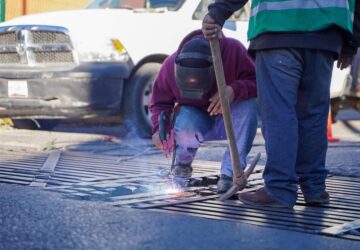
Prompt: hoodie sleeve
<box><xmin>222</xmin><ymin>39</ymin><xmax>257</xmax><ymax>101</ymax></box>
<box><xmin>149</xmin><ymin>55</ymin><xmax>176</xmax><ymax>134</ymax></box>
<box><xmin>208</xmin><ymin>0</ymin><xmax>249</xmax><ymax>27</ymax></box>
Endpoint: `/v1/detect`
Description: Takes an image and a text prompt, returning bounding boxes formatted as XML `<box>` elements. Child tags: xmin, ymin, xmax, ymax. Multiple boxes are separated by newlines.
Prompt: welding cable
<box><xmin>157</xmin><ymin>129</ymin><xmax>177</xmax><ymax>177</ymax></box>
<box><xmin>158</xmin><ymin>108</ymin><xmax>178</xmax><ymax>178</ymax></box>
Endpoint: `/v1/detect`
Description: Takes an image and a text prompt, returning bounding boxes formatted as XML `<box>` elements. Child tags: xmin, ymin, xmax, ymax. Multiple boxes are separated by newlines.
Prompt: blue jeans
<box><xmin>256</xmin><ymin>49</ymin><xmax>334</xmax><ymax>207</ymax></box>
<box><xmin>173</xmin><ymin>98</ymin><xmax>258</xmax><ymax>177</ymax></box>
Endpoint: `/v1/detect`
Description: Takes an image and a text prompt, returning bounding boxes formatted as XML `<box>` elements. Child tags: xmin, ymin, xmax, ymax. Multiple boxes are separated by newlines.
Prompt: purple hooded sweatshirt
<box><xmin>150</xmin><ymin>30</ymin><xmax>256</xmax><ymax>134</ymax></box>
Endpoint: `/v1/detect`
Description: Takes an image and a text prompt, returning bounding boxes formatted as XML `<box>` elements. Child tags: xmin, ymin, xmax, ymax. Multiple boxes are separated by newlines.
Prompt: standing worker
<box><xmin>150</xmin><ymin>29</ymin><xmax>258</xmax><ymax>193</ymax></box>
<box><xmin>202</xmin><ymin>0</ymin><xmax>360</xmax><ymax>208</ymax></box>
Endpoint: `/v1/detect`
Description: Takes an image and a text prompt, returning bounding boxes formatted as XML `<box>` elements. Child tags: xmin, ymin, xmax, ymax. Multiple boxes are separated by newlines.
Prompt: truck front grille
<box><xmin>30</xmin><ymin>31</ymin><xmax>71</xmax><ymax>45</ymax></box>
<box><xmin>0</xmin><ymin>32</ymin><xmax>17</xmax><ymax>45</ymax></box>
<box><xmin>0</xmin><ymin>26</ymin><xmax>76</xmax><ymax>66</ymax></box>
<box><xmin>0</xmin><ymin>52</ymin><xmax>21</xmax><ymax>64</ymax></box>
<box><xmin>34</xmin><ymin>51</ymin><xmax>74</xmax><ymax>63</ymax></box>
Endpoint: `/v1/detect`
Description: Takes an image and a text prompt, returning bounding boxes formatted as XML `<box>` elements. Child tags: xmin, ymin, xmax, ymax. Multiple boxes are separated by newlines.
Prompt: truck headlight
<box><xmin>77</xmin><ymin>39</ymin><xmax>129</xmax><ymax>63</ymax></box>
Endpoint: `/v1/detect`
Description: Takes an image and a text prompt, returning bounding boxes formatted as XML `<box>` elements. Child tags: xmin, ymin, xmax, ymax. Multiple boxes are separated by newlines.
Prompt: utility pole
<box><xmin>0</xmin><ymin>0</ymin><xmax>5</xmax><ymax>22</ymax></box>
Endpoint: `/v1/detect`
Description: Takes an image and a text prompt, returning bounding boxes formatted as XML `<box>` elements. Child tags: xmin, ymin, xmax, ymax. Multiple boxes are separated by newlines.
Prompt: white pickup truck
<box><xmin>0</xmin><ymin>0</ymin><xmax>358</xmax><ymax>137</ymax></box>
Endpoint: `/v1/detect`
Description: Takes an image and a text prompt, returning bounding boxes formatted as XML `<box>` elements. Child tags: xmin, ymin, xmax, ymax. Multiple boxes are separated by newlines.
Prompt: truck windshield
<box><xmin>86</xmin><ymin>0</ymin><xmax>185</xmax><ymax>11</ymax></box>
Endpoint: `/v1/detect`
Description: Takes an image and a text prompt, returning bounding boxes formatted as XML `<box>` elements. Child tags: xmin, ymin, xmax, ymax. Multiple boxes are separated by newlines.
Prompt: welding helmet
<box><xmin>175</xmin><ymin>37</ymin><xmax>215</xmax><ymax>99</ymax></box>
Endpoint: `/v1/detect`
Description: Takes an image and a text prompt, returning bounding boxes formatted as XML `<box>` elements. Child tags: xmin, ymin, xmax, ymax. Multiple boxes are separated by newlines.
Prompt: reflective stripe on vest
<box><xmin>248</xmin><ymin>0</ymin><xmax>355</xmax><ymax>40</ymax></box>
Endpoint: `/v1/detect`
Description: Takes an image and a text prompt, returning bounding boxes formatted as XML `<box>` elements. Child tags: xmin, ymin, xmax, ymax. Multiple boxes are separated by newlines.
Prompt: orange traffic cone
<box><xmin>327</xmin><ymin>112</ymin><xmax>339</xmax><ymax>142</ymax></box>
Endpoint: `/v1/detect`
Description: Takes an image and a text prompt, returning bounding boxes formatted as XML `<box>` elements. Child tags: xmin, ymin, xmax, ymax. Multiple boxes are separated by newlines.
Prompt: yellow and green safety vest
<box><xmin>248</xmin><ymin>0</ymin><xmax>355</xmax><ymax>40</ymax></box>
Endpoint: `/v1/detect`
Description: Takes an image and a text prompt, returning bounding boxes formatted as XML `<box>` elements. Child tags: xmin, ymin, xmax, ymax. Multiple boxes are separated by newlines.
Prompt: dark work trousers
<box><xmin>256</xmin><ymin>48</ymin><xmax>335</xmax><ymax>208</ymax></box>
<box><xmin>173</xmin><ymin>98</ymin><xmax>258</xmax><ymax>177</ymax></box>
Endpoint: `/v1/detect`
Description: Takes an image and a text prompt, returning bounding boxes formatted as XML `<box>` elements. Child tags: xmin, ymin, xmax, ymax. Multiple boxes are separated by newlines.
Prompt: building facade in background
<box><xmin>4</xmin><ymin>0</ymin><xmax>91</xmax><ymax>21</ymax></box>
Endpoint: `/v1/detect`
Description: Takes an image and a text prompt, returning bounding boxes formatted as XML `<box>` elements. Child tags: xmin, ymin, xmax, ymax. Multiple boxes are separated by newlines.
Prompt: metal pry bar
<box><xmin>209</xmin><ymin>37</ymin><xmax>247</xmax><ymax>201</ymax></box>
<box><xmin>218</xmin><ymin>153</ymin><xmax>261</xmax><ymax>202</ymax></box>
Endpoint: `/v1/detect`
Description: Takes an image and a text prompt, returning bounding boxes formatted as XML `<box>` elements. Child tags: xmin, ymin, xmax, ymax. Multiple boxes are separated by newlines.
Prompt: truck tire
<box><xmin>121</xmin><ymin>62</ymin><xmax>161</xmax><ymax>138</ymax></box>
<box><xmin>12</xmin><ymin>119</ymin><xmax>60</xmax><ymax>130</ymax></box>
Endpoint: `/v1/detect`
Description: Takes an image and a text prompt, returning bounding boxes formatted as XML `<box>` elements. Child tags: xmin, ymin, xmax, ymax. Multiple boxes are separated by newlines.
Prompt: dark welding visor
<box><xmin>175</xmin><ymin>52</ymin><xmax>215</xmax><ymax>99</ymax></box>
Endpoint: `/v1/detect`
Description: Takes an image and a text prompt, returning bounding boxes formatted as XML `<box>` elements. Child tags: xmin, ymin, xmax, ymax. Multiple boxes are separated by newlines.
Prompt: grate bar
<box><xmin>51</xmin><ymin>170</ymin><xmax>110</xmax><ymax>179</ymax></box>
<box><xmin>136</xmin><ymin>194</ymin><xmax>220</xmax><ymax>209</ymax></box>
<box><xmin>326</xmin><ymin>180</ymin><xmax>360</xmax><ymax>187</ymax></box>
<box><xmin>0</xmin><ymin>158</ymin><xmax>45</xmax><ymax>165</ymax></box>
<box><xmin>158</xmin><ymin>206</ymin><xmax>326</xmax><ymax>232</ymax></box>
<box><xmin>195</xmin><ymin>201</ymin><xmax>357</xmax><ymax>223</ymax></box>
<box><xmin>218</xmin><ymin>201</ymin><xmax>360</xmax><ymax>221</ymax></box>
<box><xmin>79</xmin><ymin>173</ymin><xmax>163</xmax><ymax>182</ymax></box>
<box><xmin>0</xmin><ymin>174</ymin><xmax>34</xmax><ymax>182</ymax></box>
<box><xmin>175</xmin><ymin>203</ymin><xmax>343</xmax><ymax>227</ymax></box>
<box><xmin>40</xmin><ymin>150</ymin><xmax>61</xmax><ymax>172</ymax></box>
<box><xmin>110</xmin><ymin>186</ymin><xmax>212</xmax><ymax>203</ymax></box>
<box><xmin>320</xmin><ymin>219</ymin><xmax>360</xmax><ymax>236</ymax></box>
<box><xmin>112</xmin><ymin>193</ymin><xmax>201</xmax><ymax>207</ymax></box>
<box><xmin>0</xmin><ymin>170</ymin><xmax>37</xmax><ymax>179</ymax></box>
<box><xmin>298</xmin><ymin>196</ymin><xmax>360</xmax><ymax>207</ymax></box>
<box><xmin>0</xmin><ymin>178</ymin><xmax>30</xmax><ymax>185</ymax></box>
<box><xmin>45</xmin><ymin>173</ymin><xmax>160</xmax><ymax>189</ymax></box>
<box><xmin>56</xmin><ymin>162</ymin><xmax>159</xmax><ymax>175</ymax></box>
<box><xmin>30</xmin><ymin>150</ymin><xmax>61</xmax><ymax>187</ymax></box>
<box><xmin>0</xmin><ymin>163</ymin><xmax>43</xmax><ymax>170</ymax></box>
<box><xmin>152</xmin><ymin>207</ymin><xmax>324</xmax><ymax>234</ymax></box>
<box><xmin>152</xmin><ymin>207</ymin><xmax>360</xmax><ymax>241</ymax></box>
<box><xmin>50</xmin><ymin>170</ymin><xmax>110</xmax><ymax>179</ymax></box>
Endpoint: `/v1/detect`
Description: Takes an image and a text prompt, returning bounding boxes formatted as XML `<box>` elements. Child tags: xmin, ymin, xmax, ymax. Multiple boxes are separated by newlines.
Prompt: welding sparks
<box><xmin>144</xmin><ymin>182</ymin><xmax>190</xmax><ymax>196</ymax></box>
<box><xmin>165</xmin><ymin>187</ymin><xmax>182</xmax><ymax>194</ymax></box>
<box><xmin>144</xmin><ymin>182</ymin><xmax>183</xmax><ymax>194</ymax></box>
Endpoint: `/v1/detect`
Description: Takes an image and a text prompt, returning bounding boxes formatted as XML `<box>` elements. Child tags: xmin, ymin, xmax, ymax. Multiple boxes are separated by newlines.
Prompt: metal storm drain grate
<box><xmin>0</xmin><ymin>149</ymin><xmax>359</xmax><ymax>241</ymax></box>
<box><xmin>139</xmin><ymin>176</ymin><xmax>360</xmax><ymax>241</ymax></box>
<box><xmin>0</xmin><ymin>150</ymin><xmax>48</xmax><ymax>185</ymax></box>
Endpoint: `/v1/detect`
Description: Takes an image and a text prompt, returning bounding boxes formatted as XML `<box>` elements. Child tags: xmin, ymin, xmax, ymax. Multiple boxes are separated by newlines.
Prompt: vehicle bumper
<box><xmin>0</xmin><ymin>62</ymin><xmax>131</xmax><ymax>119</ymax></box>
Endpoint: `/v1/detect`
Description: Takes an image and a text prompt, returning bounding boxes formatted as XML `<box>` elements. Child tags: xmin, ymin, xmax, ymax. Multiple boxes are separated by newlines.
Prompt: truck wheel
<box><xmin>12</xmin><ymin>119</ymin><xmax>60</xmax><ymax>130</ymax></box>
<box><xmin>122</xmin><ymin>62</ymin><xmax>161</xmax><ymax>138</ymax></box>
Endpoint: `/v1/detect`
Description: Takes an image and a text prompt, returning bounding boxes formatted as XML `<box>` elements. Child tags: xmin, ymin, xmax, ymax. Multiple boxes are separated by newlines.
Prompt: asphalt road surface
<box><xmin>0</xmin><ymin>108</ymin><xmax>359</xmax><ymax>250</ymax></box>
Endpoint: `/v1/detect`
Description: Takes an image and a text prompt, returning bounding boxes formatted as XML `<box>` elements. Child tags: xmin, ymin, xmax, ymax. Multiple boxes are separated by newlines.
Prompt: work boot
<box><xmin>217</xmin><ymin>174</ymin><xmax>232</xmax><ymax>193</ymax></box>
<box><xmin>238</xmin><ymin>187</ymin><xmax>288</xmax><ymax>208</ymax></box>
<box><xmin>303</xmin><ymin>190</ymin><xmax>330</xmax><ymax>205</ymax></box>
<box><xmin>171</xmin><ymin>164</ymin><xmax>192</xmax><ymax>179</ymax></box>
